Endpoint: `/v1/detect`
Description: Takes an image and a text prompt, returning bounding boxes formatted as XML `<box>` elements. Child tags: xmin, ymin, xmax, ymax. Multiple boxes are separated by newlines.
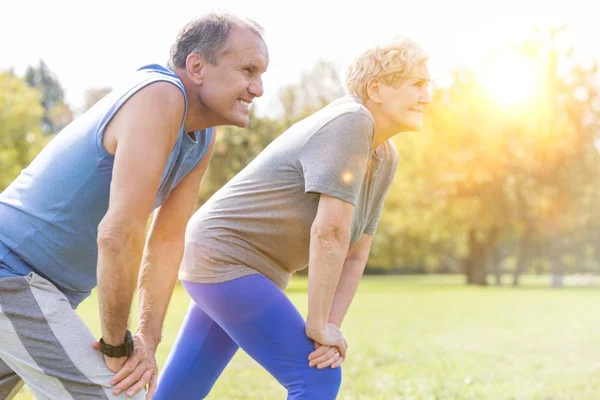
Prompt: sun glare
<box><xmin>479</xmin><ymin>55</ymin><xmax>540</xmax><ymax>107</ymax></box>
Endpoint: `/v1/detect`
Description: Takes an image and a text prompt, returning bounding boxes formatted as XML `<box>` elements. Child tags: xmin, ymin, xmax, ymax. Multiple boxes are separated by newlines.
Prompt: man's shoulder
<box><xmin>109</xmin><ymin>64</ymin><xmax>185</xmax><ymax>105</ymax></box>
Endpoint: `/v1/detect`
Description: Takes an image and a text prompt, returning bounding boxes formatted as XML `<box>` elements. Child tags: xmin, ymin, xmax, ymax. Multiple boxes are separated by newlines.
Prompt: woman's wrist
<box><xmin>305</xmin><ymin>316</ymin><xmax>327</xmax><ymax>335</ymax></box>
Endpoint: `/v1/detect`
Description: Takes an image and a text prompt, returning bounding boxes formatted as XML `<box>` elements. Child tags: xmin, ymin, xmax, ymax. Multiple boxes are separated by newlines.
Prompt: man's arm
<box><xmin>328</xmin><ymin>233</ymin><xmax>373</xmax><ymax>327</ymax></box>
<box><xmin>95</xmin><ymin>82</ymin><xmax>183</xmax><ymax>390</ymax></box>
<box><xmin>137</xmin><ymin>130</ymin><xmax>216</xmax><ymax>348</ymax></box>
<box><xmin>304</xmin><ymin>194</ymin><xmax>353</xmax><ymax>358</ymax></box>
<box><xmin>103</xmin><ymin>131</ymin><xmax>217</xmax><ymax>398</ymax></box>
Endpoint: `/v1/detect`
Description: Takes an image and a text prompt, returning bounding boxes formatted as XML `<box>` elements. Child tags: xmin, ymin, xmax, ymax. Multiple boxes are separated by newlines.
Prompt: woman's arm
<box><xmin>304</xmin><ymin>194</ymin><xmax>354</xmax><ymax>358</ymax></box>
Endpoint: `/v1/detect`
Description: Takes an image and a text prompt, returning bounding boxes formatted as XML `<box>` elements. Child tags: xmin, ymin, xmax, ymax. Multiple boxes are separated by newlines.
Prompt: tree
<box><xmin>0</xmin><ymin>71</ymin><xmax>45</xmax><ymax>190</ymax></box>
<box><xmin>25</xmin><ymin>60</ymin><xmax>73</xmax><ymax>134</ymax></box>
<box><xmin>277</xmin><ymin>59</ymin><xmax>346</xmax><ymax>126</ymax></box>
<box><xmin>373</xmin><ymin>26</ymin><xmax>600</xmax><ymax>286</ymax></box>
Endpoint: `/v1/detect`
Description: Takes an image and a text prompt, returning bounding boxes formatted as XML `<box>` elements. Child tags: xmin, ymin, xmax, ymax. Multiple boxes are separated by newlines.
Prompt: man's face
<box><xmin>196</xmin><ymin>27</ymin><xmax>269</xmax><ymax>128</ymax></box>
<box><xmin>378</xmin><ymin>62</ymin><xmax>431</xmax><ymax>132</ymax></box>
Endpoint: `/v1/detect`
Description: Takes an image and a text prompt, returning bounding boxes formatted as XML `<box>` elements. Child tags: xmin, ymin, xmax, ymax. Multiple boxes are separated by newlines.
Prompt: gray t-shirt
<box><xmin>179</xmin><ymin>96</ymin><xmax>399</xmax><ymax>288</ymax></box>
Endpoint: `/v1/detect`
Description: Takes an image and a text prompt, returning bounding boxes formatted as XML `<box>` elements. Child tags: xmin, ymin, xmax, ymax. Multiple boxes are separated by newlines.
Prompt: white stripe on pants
<box><xmin>0</xmin><ymin>272</ymin><xmax>145</xmax><ymax>400</ymax></box>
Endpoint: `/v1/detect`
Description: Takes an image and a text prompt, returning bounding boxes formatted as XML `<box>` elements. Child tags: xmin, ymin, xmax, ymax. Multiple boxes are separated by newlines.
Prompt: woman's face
<box><xmin>377</xmin><ymin>62</ymin><xmax>431</xmax><ymax>132</ymax></box>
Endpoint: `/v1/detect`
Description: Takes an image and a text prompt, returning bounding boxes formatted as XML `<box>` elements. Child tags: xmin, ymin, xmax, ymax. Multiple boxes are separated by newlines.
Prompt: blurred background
<box><xmin>4</xmin><ymin>1</ymin><xmax>600</xmax><ymax>398</ymax></box>
<box><xmin>3</xmin><ymin>0</ymin><xmax>600</xmax><ymax>288</ymax></box>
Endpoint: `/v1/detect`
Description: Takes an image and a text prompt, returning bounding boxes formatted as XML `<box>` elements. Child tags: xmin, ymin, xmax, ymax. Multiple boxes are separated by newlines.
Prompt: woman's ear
<box><xmin>366</xmin><ymin>78</ymin><xmax>383</xmax><ymax>103</ymax></box>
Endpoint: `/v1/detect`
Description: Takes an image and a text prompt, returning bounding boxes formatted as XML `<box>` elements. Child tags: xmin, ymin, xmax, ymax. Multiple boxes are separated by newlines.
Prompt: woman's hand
<box><xmin>305</xmin><ymin>323</ymin><xmax>347</xmax><ymax>359</ymax></box>
<box><xmin>308</xmin><ymin>342</ymin><xmax>345</xmax><ymax>369</ymax></box>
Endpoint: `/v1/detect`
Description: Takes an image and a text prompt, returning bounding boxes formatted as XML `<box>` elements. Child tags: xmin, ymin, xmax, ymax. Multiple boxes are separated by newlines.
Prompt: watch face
<box><xmin>100</xmin><ymin>330</ymin><xmax>134</xmax><ymax>358</ymax></box>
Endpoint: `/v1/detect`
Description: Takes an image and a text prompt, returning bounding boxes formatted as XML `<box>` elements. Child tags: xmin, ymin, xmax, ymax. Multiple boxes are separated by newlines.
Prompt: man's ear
<box><xmin>366</xmin><ymin>78</ymin><xmax>383</xmax><ymax>103</ymax></box>
<box><xmin>186</xmin><ymin>53</ymin><xmax>205</xmax><ymax>85</ymax></box>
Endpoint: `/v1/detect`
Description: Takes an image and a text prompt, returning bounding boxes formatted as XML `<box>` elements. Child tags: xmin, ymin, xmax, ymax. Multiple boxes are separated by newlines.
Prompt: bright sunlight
<box><xmin>478</xmin><ymin>54</ymin><xmax>541</xmax><ymax>107</ymax></box>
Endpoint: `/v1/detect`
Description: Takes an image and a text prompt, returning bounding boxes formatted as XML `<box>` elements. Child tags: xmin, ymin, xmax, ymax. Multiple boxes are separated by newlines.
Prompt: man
<box><xmin>0</xmin><ymin>11</ymin><xmax>269</xmax><ymax>399</ymax></box>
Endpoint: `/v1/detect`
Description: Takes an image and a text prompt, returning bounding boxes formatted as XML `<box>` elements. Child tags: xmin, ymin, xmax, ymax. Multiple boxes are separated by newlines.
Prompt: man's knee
<box><xmin>0</xmin><ymin>374</ymin><xmax>24</xmax><ymax>400</ymax></box>
<box><xmin>0</xmin><ymin>356</ymin><xmax>24</xmax><ymax>400</ymax></box>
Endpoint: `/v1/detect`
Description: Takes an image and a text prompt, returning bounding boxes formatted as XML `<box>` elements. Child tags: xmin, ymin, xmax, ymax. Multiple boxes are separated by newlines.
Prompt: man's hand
<box><xmin>305</xmin><ymin>323</ymin><xmax>347</xmax><ymax>359</ymax></box>
<box><xmin>91</xmin><ymin>342</ymin><xmax>127</xmax><ymax>373</ymax></box>
<box><xmin>103</xmin><ymin>354</ymin><xmax>128</xmax><ymax>373</ymax></box>
<box><xmin>93</xmin><ymin>333</ymin><xmax>158</xmax><ymax>399</ymax></box>
<box><xmin>308</xmin><ymin>342</ymin><xmax>345</xmax><ymax>369</ymax></box>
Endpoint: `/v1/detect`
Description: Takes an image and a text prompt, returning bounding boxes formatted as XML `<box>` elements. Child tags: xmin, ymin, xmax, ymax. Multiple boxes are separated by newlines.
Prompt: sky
<box><xmin>1</xmin><ymin>0</ymin><xmax>598</xmax><ymax>116</ymax></box>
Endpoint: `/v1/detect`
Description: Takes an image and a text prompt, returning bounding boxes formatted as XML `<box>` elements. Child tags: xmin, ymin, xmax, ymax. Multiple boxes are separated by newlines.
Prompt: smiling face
<box><xmin>377</xmin><ymin>62</ymin><xmax>431</xmax><ymax>132</ymax></box>
<box><xmin>192</xmin><ymin>27</ymin><xmax>269</xmax><ymax>128</ymax></box>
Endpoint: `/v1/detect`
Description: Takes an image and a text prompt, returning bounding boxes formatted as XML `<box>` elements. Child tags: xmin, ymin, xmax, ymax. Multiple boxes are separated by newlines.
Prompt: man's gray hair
<box><xmin>169</xmin><ymin>11</ymin><xmax>264</xmax><ymax>68</ymax></box>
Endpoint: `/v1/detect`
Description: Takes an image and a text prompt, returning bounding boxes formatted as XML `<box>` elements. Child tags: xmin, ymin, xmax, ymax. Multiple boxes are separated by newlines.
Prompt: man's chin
<box><xmin>235</xmin><ymin>118</ymin><xmax>250</xmax><ymax>128</ymax></box>
<box><xmin>229</xmin><ymin>111</ymin><xmax>250</xmax><ymax>128</ymax></box>
<box><xmin>219</xmin><ymin>116</ymin><xmax>249</xmax><ymax>128</ymax></box>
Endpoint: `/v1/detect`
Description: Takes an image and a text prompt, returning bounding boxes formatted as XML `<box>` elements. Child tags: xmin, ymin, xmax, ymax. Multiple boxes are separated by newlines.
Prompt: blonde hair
<box><xmin>345</xmin><ymin>37</ymin><xmax>428</xmax><ymax>101</ymax></box>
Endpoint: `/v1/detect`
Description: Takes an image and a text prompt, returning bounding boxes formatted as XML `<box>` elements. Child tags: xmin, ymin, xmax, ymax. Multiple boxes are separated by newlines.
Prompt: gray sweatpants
<box><xmin>0</xmin><ymin>272</ymin><xmax>145</xmax><ymax>400</ymax></box>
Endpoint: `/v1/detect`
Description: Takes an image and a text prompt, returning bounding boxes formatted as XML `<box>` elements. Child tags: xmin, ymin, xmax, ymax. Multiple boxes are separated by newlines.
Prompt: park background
<box><xmin>3</xmin><ymin>0</ymin><xmax>600</xmax><ymax>398</ymax></box>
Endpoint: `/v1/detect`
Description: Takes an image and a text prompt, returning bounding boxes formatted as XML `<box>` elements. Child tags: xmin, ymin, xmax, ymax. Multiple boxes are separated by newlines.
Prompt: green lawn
<box><xmin>13</xmin><ymin>275</ymin><xmax>600</xmax><ymax>399</ymax></box>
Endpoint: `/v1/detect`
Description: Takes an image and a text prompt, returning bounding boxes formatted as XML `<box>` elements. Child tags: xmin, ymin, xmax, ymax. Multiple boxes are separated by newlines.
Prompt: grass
<box><xmin>12</xmin><ymin>274</ymin><xmax>600</xmax><ymax>399</ymax></box>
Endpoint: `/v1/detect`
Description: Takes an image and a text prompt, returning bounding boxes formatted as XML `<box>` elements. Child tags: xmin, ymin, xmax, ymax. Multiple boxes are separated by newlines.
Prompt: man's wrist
<box><xmin>100</xmin><ymin>330</ymin><xmax>134</xmax><ymax>358</ymax></box>
<box><xmin>100</xmin><ymin>329</ymin><xmax>129</xmax><ymax>346</ymax></box>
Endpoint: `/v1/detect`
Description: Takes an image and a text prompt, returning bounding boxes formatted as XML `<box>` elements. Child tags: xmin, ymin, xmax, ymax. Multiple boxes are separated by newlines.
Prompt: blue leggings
<box><xmin>154</xmin><ymin>274</ymin><xmax>342</xmax><ymax>399</ymax></box>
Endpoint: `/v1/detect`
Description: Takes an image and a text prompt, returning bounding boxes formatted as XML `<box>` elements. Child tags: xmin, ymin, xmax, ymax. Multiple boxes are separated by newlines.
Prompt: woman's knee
<box><xmin>289</xmin><ymin>366</ymin><xmax>342</xmax><ymax>399</ymax></box>
<box><xmin>154</xmin><ymin>378</ymin><xmax>213</xmax><ymax>400</ymax></box>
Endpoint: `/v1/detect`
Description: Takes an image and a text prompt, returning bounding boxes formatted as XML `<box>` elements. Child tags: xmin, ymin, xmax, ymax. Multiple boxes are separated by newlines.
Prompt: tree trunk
<box><xmin>388</xmin><ymin>233</ymin><xmax>396</xmax><ymax>269</ymax></box>
<box><xmin>512</xmin><ymin>228</ymin><xmax>532</xmax><ymax>286</ymax></box>
<box><xmin>550</xmin><ymin>258</ymin><xmax>565</xmax><ymax>288</ymax></box>
<box><xmin>466</xmin><ymin>229</ymin><xmax>487</xmax><ymax>285</ymax></box>
<box><xmin>486</xmin><ymin>227</ymin><xmax>501</xmax><ymax>286</ymax></box>
<box><xmin>494</xmin><ymin>271</ymin><xmax>503</xmax><ymax>286</ymax></box>
<box><xmin>549</xmin><ymin>237</ymin><xmax>565</xmax><ymax>288</ymax></box>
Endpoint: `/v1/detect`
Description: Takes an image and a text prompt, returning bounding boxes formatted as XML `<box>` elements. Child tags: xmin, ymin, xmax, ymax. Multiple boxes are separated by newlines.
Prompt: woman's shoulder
<box><xmin>326</xmin><ymin>96</ymin><xmax>374</xmax><ymax>125</ymax></box>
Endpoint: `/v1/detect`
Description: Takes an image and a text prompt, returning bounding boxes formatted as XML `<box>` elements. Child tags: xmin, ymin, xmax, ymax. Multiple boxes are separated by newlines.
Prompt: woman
<box><xmin>154</xmin><ymin>37</ymin><xmax>431</xmax><ymax>399</ymax></box>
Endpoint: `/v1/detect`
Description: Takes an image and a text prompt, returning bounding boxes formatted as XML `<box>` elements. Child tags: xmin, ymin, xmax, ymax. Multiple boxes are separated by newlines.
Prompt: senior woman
<box><xmin>154</xmin><ymin>37</ymin><xmax>431</xmax><ymax>399</ymax></box>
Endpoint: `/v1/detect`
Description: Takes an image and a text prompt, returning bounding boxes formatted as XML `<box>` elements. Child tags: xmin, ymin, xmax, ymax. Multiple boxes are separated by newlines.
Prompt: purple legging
<box><xmin>153</xmin><ymin>274</ymin><xmax>342</xmax><ymax>399</ymax></box>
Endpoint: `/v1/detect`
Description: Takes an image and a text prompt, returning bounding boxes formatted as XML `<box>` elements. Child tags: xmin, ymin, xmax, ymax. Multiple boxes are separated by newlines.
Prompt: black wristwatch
<box><xmin>99</xmin><ymin>330</ymin><xmax>134</xmax><ymax>358</ymax></box>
